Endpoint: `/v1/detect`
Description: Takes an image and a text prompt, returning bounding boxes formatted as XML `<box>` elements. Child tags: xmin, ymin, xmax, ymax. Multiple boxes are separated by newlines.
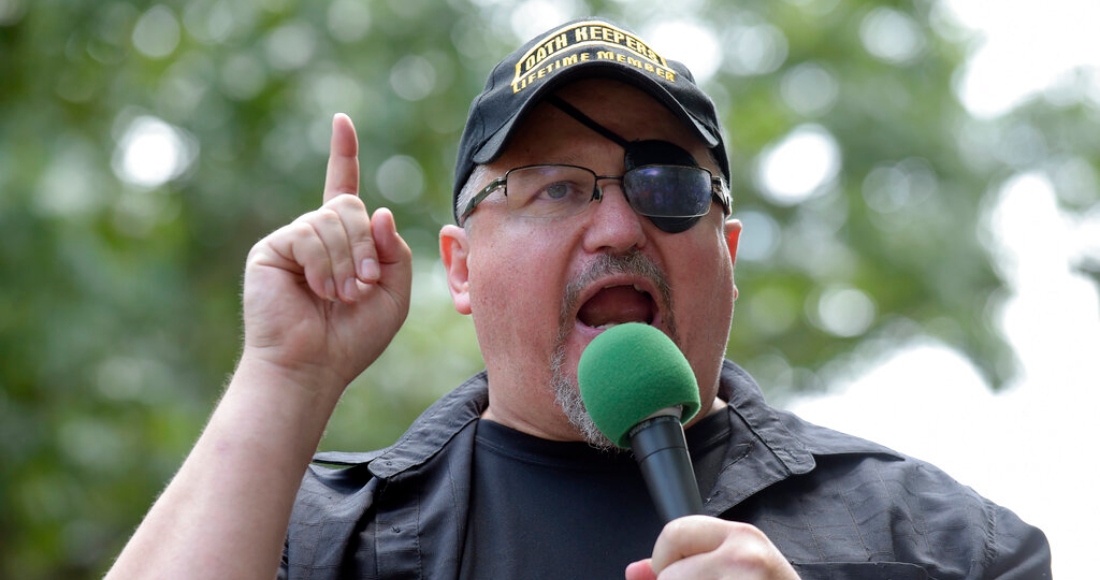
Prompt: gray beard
<box><xmin>549</xmin><ymin>343</ymin><xmax>613</xmax><ymax>449</ymax></box>
<box><xmin>551</xmin><ymin>251</ymin><xmax>677</xmax><ymax>451</ymax></box>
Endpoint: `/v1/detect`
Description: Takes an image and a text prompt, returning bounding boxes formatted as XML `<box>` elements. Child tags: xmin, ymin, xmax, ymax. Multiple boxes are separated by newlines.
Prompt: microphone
<box><xmin>577</xmin><ymin>323</ymin><xmax>703</xmax><ymax>523</ymax></box>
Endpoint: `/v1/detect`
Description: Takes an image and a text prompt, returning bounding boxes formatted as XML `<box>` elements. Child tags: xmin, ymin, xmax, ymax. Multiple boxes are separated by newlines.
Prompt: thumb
<box><xmin>625</xmin><ymin>559</ymin><xmax>657</xmax><ymax>580</ymax></box>
<box><xmin>369</xmin><ymin>207</ymin><xmax>413</xmax><ymax>299</ymax></box>
<box><xmin>371</xmin><ymin>208</ymin><xmax>411</xmax><ymax>266</ymax></box>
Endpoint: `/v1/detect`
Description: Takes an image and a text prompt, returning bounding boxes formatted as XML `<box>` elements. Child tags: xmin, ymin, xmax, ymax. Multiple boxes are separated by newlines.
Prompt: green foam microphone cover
<box><xmin>577</xmin><ymin>323</ymin><xmax>701</xmax><ymax>448</ymax></box>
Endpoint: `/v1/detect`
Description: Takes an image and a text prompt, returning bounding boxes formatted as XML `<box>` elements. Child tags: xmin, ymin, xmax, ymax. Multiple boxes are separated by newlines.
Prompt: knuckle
<box><xmin>327</xmin><ymin>193</ymin><xmax>366</xmax><ymax>213</ymax></box>
<box><xmin>719</xmin><ymin>525</ymin><xmax>778</xmax><ymax>570</ymax></box>
<box><xmin>292</xmin><ymin>207</ymin><xmax>340</xmax><ymax>228</ymax></box>
<box><xmin>287</xmin><ymin>219</ymin><xmax>315</xmax><ymax>235</ymax></box>
<box><xmin>727</xmin><ymin>544</ymin><xmax>770</xmax><ymax>568</ymax></box>
<box><xmin>314</xmin><ymin>207</ymin><xmax>342</xmax><ymax>226</ymax></box>
<box><xmin>663</xmin><ymin>517</ymin><xmax>692</xmax><ymax>537</ymax></box>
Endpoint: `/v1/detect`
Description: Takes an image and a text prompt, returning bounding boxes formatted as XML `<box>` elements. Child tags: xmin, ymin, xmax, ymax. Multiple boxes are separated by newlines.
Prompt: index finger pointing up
<box><xmin>323</xmin><ymin>113</ymin><xmax>360</xmax><ymax>203</ymax></box>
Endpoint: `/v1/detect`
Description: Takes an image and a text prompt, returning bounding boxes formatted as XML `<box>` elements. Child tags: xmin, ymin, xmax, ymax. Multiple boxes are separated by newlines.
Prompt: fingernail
<box><xmin>360</xmin><ymin>258</ymin><xmax>380</xmax><ymax>281</ymax></box>
<box><xmin>343</xmin><ymin>277</ymin><xmax>359</xmax><ymax>301</ymax></box>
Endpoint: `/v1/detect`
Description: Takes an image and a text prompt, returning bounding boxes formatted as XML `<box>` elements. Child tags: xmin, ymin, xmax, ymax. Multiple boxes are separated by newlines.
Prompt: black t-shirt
<box><xmin>459</xmin><ymin>410</ymin><xmax>731</xmax><ymax>579</ymax></box>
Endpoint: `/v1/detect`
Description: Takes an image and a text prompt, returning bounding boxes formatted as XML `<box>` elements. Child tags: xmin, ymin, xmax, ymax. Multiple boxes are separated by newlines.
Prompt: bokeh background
<box><xmin>1</xmin><ymin>0</ymin><xmax>1096</xmax><ymax>577</ymax></box>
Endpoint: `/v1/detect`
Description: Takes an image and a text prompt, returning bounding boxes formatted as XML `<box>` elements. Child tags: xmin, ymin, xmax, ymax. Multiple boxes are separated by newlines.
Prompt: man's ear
<box><xmin>724</xmin><ymin>219</ymin><xmax>742</xmax><ymax>301</ymax></box>
<box><xmin>724</xmin><ymin>219</ymin><xmax>742</xmax><ymax>267</ymax></box>
<box><xmin>439</xmin><ymin>224</ymin><xmax>472</xmax><ymax>315</ymax></box>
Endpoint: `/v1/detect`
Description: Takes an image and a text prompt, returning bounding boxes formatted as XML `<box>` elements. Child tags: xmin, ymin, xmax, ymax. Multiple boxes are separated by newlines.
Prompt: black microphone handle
<box><xmin>628</xmin><ymin>414</ymin><xmax>703</xmax><ymax>523</ymax></box>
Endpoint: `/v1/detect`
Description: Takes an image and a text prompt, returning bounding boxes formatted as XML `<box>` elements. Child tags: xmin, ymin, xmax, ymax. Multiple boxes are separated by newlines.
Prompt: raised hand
<box><xmin>241</xmin><ymin>113</ymin><xmax>413</xmax><ymax>392</ymax></box>
<box><xmin>104</xmin><ymin>114</ymin><xmax>414</xmax><ymax>580</ymax></box>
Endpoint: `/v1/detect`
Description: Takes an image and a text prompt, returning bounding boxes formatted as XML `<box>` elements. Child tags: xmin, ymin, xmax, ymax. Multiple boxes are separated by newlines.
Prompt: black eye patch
<box><xmin>624</xmin><ymin>140</ymin><xmax>704</xmax><ymax>233</ymax></box>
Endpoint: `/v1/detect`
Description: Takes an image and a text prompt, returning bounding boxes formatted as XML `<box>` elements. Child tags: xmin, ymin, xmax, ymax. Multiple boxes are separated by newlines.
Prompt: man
<box><xmin>107</xmin><ymin>17</ymin><xmax>1050</xmax><ymax>579</ymax></box>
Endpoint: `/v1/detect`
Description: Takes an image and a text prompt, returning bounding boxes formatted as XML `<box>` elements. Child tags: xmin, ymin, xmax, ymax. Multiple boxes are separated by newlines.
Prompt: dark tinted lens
<box><xmin>623</xmin><ymin>165</ymin><xmax>712</xmax><ymax>217</ymax></box>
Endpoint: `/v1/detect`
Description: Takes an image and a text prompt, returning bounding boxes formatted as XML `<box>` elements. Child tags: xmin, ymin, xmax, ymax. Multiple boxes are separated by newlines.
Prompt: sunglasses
<box><xmin>460</xmin><ymin>162</ymin><xmax>730</xmax><ymax>233</ymax></box>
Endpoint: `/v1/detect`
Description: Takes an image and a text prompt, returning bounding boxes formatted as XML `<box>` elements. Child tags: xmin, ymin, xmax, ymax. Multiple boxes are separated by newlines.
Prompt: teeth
<box><xmin>593</xmin><ymin>322</ymin><xmax>653</xmax><ymax>330</ymax></box>
<box><xmin>599</xmin><ymin>283</ymin><xmax>646</xmax><ymax>292</ymax></box>
<box><xmin>598</xmin><ymin>281</ymin><xmax>646</xmax><ymax>290</ymax></box>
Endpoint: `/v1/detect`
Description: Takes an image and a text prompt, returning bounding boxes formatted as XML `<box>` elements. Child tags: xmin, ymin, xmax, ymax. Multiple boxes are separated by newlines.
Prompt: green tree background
<box><xmin>1</xmin><ymin>0</ymin><xmax>1096</xmax><ymax>577</ymax></box>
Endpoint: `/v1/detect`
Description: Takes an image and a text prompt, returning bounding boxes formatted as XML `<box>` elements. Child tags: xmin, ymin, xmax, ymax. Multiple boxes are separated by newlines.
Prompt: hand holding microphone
<box><xmin>578</xmin><ymin>324</ymin><xmax>801</xmax><ymax>580</ymax></box>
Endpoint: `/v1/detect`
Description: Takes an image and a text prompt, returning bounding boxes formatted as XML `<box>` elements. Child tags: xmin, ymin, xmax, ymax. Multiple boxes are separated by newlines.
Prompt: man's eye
<box><xmin>545</xmin><ymin>183</ymin><xmax>571</xmax><ymax>200</ymax></box>
<box><xmin>536</xmin><ymin>181</ymin><xmax>582</xmax><ymax>201</ymax></box>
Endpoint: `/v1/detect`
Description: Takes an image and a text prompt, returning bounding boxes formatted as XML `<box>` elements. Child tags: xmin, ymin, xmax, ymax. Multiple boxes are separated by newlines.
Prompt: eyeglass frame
<box><xmin>458</xmin><ymin>163</ymin><xmax>732</xmax><ymax>226</ymax></box>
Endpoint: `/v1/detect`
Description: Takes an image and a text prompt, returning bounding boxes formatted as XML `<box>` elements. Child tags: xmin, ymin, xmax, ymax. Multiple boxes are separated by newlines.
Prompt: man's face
<box><xmin>442</xmin><ymin>79</ymin><xmax>740</xmax><ymax>445</ymax></box>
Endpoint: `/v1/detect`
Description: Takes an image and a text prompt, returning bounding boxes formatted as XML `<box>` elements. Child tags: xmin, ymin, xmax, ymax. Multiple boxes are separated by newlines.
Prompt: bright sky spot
<box><xmin>375</xmin><ymin>154</ymin><xmax>425</xmax><ymax>204</ymax></box>
<box><xmin>724</xmin><ymin>22</ymin><xmax>787</xmax><ymax>77</ymax></box>
<box><xmin>756</xmin><ymin>125</ymin><xmax>841</xmax><ymax>205</ymax></box>
<box><xmin>859</xmin><ymin>7</ymin><xmax>925</xmax><ymax>65</ymax></box>
<box><xmin>0</xmin><ymin>0</ymin><xmax>26</xmax><ymax>26</ymax></box>
<box><xmin>509</xmin><ymin>0</ymin><xmax>577</xmax><ymax>41</ymax></box>
<box><xmin>265</xmin><ymin>21</ymin><xmax>317</xmax><ymax>71</ymax></box>
<box><xmin>781</xmin><ymin>62</ymin><xmax>839</xmax><ymax>117</ymax></box>
<box><xmin>390</xmin><ymin>55</ymin><xmax>437</xmax><ymax>102</ymax></box>
<box><xmin>132</xmin><ymin>5</ymin><xmax>180</xmax><ymax>59</ymax></box>
<box><xmin>112</xmin><ymin>116</ymin><xmax>195</xmax><ymax>188</ymax></box>
<box><xmin>645</xmin><ymin>20</ymin><xmax>721</xmax><ymax>82</ymax></box>
<box><xmin>814</xmin><ymin>285</ymin><xmax>876</xmax><ymax>337</ymax></box>
<box><xmin>327</xmin><ymin>0</ymin><xmax>372</xmax><ymax>43</ymax></box>
<box><xmin>220</xmin><ymin>53</ymin><xmax>267</xmax><ymax>101</ymax></box>
<box><xmin>946</xmin><ymin>0</ymin><xmax>1100</xmax><ymax>117</ymax></box>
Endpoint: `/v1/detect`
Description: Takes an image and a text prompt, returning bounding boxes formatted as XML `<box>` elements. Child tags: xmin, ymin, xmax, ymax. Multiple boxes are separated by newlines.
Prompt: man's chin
<box><xmin>549</xmin><ymin>341</ymin><xmax>617</xmax><ymax>451</ymax></box>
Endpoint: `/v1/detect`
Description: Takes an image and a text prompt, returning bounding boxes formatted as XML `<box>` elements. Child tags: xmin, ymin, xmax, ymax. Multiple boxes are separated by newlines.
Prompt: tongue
<box><xmin>578</xmin><ymin>286</ymin><xmax>654</xmax><ymax>328</ymax></box>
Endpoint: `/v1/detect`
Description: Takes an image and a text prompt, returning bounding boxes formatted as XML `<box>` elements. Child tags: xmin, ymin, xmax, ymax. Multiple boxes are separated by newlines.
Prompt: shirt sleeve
<box><xmin>982</xmin><ymin>500</ymin><xmax>1051</xmax><ymax>579</ymax></box>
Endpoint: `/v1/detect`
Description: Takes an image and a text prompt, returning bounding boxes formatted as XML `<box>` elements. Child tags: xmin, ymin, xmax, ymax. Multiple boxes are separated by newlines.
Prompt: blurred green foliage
<box><xmin>1</xmin><ymin>0</ymin><xmax>1097</xmax><ymax>577</ymax></box>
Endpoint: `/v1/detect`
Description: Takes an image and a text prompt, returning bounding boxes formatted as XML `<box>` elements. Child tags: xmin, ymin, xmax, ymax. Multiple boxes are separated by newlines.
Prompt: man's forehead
<box><xmin>550</xmin><ymin>78</ymin><xmax>699</xmax><ymax>138</ymax></box>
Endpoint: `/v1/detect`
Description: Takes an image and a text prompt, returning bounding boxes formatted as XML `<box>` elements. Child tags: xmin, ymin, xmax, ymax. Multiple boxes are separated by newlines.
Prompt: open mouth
<box><xmin>576</xmin><ymin>284</ymin><xmax>657</xmax><ymax>329</ymax></box>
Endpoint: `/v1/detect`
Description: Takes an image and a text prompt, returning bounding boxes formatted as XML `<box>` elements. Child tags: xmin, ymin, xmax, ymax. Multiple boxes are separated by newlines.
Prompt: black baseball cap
<box><xmin>452</xmin><ymin>17</ymin><xmax>730</xmax><ymax>222</ymax></box>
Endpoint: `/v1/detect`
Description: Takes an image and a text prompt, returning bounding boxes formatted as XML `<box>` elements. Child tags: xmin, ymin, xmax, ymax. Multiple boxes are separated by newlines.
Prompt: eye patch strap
<box><xmin>544</xmin><ymin>95</ymin><xmax>631</xmax><ymax>148</ymax></box>
<box><xmin>544</xmin><ymin>95</ymin><xmax>699</xmax><ymax>171</ymax></box>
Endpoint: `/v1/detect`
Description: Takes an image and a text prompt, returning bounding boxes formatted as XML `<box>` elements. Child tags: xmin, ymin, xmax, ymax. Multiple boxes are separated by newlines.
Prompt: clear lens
<box><xmin>507</xmin><ymin>165</ymin><xmax>596</xmax><ymax>218</ymax></box>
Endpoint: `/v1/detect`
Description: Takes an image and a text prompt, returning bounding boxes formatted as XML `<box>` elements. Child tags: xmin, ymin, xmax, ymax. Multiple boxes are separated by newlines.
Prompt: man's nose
<box><xmin>582</xmin><ymin>183</ymin><xmax>647</xmax><ymax>253</ymax></box>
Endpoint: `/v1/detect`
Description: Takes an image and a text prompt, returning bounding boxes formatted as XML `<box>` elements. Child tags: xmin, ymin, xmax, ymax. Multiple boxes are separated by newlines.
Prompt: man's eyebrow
<box><xmin>527</xmin><ymin>152</ymin><xmax>599</xmax><ymax>168</ymax></box>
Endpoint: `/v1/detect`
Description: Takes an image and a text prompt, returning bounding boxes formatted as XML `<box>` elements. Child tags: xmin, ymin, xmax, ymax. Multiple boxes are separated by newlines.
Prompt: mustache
<box><xmin>556</xmin><ymin>250</ymin><xmax>677</xmax><ymax>345</ymax></box>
